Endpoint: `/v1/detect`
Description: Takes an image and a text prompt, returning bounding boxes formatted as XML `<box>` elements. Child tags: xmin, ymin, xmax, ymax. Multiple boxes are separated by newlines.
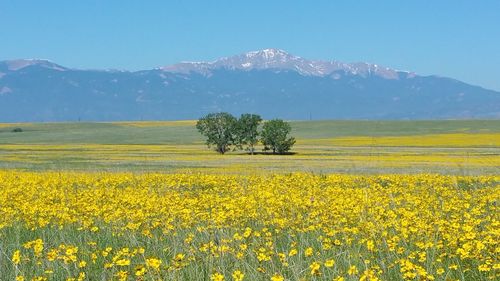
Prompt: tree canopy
<box><xmin>196</xmin><ymin>113</ymin><xmax>294</xmax><ymax>154</ymax></box>
<box><xmin>235</xmin><ymin>113</ymin><xmax>262</xmax><ymax>154</ymax></box>
<box><xmin>260</xmin><ymin>119</ymin><xmax>296</xmax><ymax>154</ymax></box>
<box><xmin>196</xmin><ymin>112</ymin><xmax>237</xmax><ymax>154</ymax></box>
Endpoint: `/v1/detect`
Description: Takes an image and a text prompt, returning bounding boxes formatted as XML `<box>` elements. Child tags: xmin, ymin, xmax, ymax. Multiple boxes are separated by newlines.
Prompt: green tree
<box><xmin>261</xmin><ymin>119</ymin><xmax>296</xmax><ymax>154</ymax></box>
<box><xmin>235</xmin><ymin>113</ymin><xmax>262</xmax><ymax>155</ymax></box>
<box><xmin>196</xmin><ymin>112</ymin><xmax>237</xmax><ymax>154</ymax></box>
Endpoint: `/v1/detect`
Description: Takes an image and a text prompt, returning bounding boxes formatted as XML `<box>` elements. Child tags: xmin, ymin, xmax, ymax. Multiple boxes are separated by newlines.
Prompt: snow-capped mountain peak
<box><xmin>243</xmin><ymin>48</ymin><xmax>296</xmax><ymax>60</ymax></box>
<box><xmin>160</xmin><ymin>49</ymin><xmax>407</xmax><ymax>79</ymax></box>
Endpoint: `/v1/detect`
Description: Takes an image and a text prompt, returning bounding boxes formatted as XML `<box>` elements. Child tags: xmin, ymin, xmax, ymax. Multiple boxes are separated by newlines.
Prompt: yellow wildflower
<box><xmin>12</xmin><ymin>250</ymin><xmax>21</xmax><ymax>265</ymax></box>
<box><xmin>271</xmin><ymin>274</ymin><xmax>284</xmax><ymax>281</ymax></box>
<box><xmin>232</xmin><ymin>270</ymin><xmax>244</xmax><ymax>281</ymax></box>
<box><xmin>348</xmin><ymin>265</ymin><xmax>358</xmax><ymax>275</ymax></box>
<box><xmin>305</xmin><ymin>247</ymin><xmax>313</xmax><ymax>257</ymax></box>
<box><xmin>211</xmin><ymin>272</ymin><xmax>224</xmax><ymax>281</ymax></box>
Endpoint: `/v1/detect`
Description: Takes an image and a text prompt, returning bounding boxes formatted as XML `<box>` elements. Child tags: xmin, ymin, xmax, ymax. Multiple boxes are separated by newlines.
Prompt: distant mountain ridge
<box><xmin>161</xmin><ymin>48</ymin><xmax>410</xmax><ymax>79</ymax></box>
<box><xmin>0</xmin><ymin>49</ymin><xmax>499</xmax><ymax>122</ymax></box>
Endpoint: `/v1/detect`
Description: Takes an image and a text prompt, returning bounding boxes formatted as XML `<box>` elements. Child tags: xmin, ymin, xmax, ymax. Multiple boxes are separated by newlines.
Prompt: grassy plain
<box><xmin>0</xmin><ymin>120</ymin><xmax>499</xmax><ymax>281</ymax></box>
<box><xmin>0</xmin><ymin>120</ymin><xmax>498</xmax><ymax>174</ymax></box>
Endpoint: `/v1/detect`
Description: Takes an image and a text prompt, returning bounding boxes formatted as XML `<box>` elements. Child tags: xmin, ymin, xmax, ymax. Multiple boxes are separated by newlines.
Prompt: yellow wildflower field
<box><xmin>312</xmin><ymin>133</ymin><xmax>500</xmax><ymax>147</ymax></box>
<box><xmin>1</xmin><ymin>143</ymin><xmax>499</xmax><ymax>174</ymax></box>
<box><xmin>0</xmin><ymin>120</ymin><xmax>499</xmax><ymax>174</ymax></box>
<box><xmin>0</xmin><ymin>123</ymin><xmax>32</xmax><ymax>128</ymax></box>
<box><xmin>0</xmin><ymin>171</ymin><xmax>498</xmax><ymax>280</ymax></box>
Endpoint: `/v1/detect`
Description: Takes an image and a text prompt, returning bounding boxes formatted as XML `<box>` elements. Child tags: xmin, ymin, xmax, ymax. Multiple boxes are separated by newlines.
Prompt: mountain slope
<box><xmin>0</xmin><ymin>49</ymin><xmax>499</xmax><ymax>121</ymax></box>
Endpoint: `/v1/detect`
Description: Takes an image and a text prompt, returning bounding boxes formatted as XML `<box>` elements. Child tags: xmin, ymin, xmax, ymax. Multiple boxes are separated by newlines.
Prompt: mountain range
<box><xmin>1</xmin><ymin>48</ymin><xmax>499</xmax><ymax>122</ymax></box>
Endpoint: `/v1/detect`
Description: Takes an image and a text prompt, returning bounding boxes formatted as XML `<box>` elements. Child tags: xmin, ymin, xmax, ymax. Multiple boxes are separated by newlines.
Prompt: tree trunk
<box><xmin>218</xmin><ymin>145</ymin><xmax>225</xmax><ymax>154</ymax></box>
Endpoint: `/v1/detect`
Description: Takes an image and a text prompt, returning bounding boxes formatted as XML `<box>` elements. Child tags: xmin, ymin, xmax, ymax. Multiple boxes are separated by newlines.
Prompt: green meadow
<box><xmin>0</xmin><ymin>120</ymin><xmax>498</xmax><ymax>174</ymax></box>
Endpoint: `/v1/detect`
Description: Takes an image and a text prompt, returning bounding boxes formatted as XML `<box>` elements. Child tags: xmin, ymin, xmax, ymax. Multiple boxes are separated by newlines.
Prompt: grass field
<box><xmin>0</xmin><ymin>120</ymin><xmax>498</xmax><ymax>174</ymax></box>
<box><xmin>0</xmin><ymin>120</ymin><xmax>499</xmax><ymax>281</ymax></box>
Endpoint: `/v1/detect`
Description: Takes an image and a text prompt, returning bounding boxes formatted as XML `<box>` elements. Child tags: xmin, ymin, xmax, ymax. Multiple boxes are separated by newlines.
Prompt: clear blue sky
<box><xmin>1</xmin><ymin>0</ymin><xmax>499</xmax><ymax>91</ymax></box>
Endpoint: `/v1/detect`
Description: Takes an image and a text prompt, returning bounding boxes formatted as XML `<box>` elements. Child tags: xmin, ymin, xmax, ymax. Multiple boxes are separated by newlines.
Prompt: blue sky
<box><xmin>1</xmin><ymin>0</ymin><xmax>499</xmax><ymax>91</ymax></box>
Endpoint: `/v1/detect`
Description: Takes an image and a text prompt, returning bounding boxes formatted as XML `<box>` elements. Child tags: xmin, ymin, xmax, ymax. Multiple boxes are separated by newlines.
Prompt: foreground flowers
<box><xmin>0</xmin><ymin>171</ymin><xmax>498</xmax><ymax>280</ymax></box>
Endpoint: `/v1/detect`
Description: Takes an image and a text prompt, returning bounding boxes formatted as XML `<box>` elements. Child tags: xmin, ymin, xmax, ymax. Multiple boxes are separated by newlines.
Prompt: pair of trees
<box><xmin>196</xmin><ymin>112</ymin><xmax>295</xmax><ymax>154</ymax></box>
